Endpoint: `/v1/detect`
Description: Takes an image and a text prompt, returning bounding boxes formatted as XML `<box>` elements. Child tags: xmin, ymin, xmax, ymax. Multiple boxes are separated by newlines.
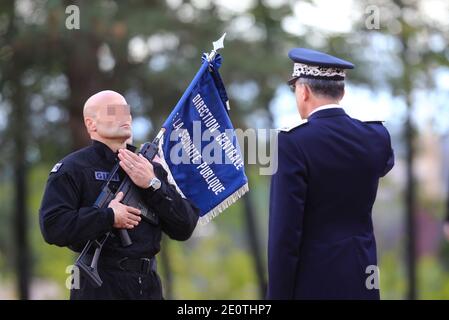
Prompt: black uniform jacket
<box><xmin>39</xmin><ymin>140</ymin><xmax>199</xmax><ymax>259</ymax></box>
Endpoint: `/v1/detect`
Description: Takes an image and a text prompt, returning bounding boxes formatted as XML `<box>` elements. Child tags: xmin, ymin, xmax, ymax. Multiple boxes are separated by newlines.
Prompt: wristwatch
<box><xmin>148</xmin><ymin>177</ymin><xmax>162</xmax><ymax>191</ymax></box>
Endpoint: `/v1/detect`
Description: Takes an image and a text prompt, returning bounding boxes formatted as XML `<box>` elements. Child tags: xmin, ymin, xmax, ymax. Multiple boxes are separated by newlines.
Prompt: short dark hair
<box><xmin>297</xmin><ymin>78</ymin><xmax>345</xmax><ymax>100</ymax></box>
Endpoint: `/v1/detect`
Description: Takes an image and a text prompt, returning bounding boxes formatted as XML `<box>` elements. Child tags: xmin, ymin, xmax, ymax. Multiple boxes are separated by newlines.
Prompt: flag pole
<box><xmin>162</xmin><ymin>34</ymin><xmax>227</xmax><ymax>129</ymax></box>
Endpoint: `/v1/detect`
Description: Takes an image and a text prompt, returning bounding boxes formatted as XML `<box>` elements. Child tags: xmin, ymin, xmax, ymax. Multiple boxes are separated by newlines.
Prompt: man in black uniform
<box><xmin>39</xmin><ymin>90</ymin><xmax>199</xmax><ymax>299</ymax></box>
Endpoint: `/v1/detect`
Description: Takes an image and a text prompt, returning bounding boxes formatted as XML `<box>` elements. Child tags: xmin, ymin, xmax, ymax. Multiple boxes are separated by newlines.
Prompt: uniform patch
<box><xmin>94</xmin><ymin>171</ymin><xmax>120</xmax><ymax>182</ymax></box>
<box><xmin>50</xmin><ymin>163</ymin><xmax>63</xmax><ymax>173</ymax></box>
<box><xmin>278</xmin><ymin>119</ymin><xmax>308</xmax><ymax>132</ymax></box>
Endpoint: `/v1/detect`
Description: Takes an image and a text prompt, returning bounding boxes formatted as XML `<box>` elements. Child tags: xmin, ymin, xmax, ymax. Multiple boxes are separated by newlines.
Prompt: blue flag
<box><xmin>158</xmin><ymin>54</ymin><xmax>249</xmax><ymax>224</ymax></box>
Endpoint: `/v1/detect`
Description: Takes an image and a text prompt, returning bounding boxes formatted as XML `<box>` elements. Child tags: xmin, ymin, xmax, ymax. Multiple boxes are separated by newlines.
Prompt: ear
<box><xmin>303</xmin><ymin>84</ymin><xmax>311</xmax><ymax>101</ymax></box>
<box><xmin>84</xmin><ymin>117</ymin><xmax>97</xmax><ymax>132</ymax></box>
<box><xmin>340</xmin><ymin>87</ymin><xmax>345</xmax><ymax>100</ymax></box>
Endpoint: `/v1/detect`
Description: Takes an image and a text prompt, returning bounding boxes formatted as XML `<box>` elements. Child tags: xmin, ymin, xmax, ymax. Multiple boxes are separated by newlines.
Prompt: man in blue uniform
<box><xmin>267</xmin><ymin>48</ymin><xmax>394</xmax><ymax>299</ymax></box>
<box><xmin>39</xmin><ymin>90</ymin><xmax>199</xmax><ymax>299</ymax></box>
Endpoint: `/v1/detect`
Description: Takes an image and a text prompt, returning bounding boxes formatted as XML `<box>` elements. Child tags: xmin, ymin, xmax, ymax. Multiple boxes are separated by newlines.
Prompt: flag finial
<box><xmin>208</xmin><ymin>33</ymin><xmax>226</xmax><ymax>61</ymax></box>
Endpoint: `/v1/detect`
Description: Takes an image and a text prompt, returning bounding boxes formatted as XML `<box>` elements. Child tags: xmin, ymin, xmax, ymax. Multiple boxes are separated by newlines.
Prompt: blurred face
<box><xmin>94</xmin><ymin>104</ymin><xmax>132</xmax><ymax>140</ymax></box>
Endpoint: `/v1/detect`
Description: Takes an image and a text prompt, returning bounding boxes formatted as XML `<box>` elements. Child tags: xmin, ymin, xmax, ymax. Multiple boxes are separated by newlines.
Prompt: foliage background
<box><xmin>1</xmin><ymin>0</ymin><xmax>449</xmax><ymax>299</ymax></box>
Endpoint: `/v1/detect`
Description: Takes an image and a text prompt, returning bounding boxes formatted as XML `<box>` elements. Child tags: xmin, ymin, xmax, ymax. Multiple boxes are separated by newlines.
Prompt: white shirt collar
<box><xmin>307</xmin><ymin>104</ymin><xmax>343</xmax><ymax>118</ymax></box>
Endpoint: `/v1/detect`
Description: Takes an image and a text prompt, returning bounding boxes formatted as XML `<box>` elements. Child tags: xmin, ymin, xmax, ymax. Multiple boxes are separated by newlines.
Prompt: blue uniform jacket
<box><xmin>267</xmin><ymin>108</ymin><xmax>394</xmax><ymax>299</ymax></box>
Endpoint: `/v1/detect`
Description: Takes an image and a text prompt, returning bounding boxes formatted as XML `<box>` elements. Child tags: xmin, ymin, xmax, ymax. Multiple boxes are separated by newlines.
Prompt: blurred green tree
<box><xmin>0</xmin><ymin>0</ymin><xmax>301</xmax><ymax>299</ymax></box>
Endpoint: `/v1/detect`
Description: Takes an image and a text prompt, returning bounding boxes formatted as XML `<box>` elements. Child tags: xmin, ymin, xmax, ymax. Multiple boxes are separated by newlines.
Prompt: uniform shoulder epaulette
<box><xmin>49</xmin><ymin>155</ymin><xmax>73</xmax><ymax>175</ymax></box>
<box><xmin>277</xmin><ymin>119</ymin><xmax>308</xmax><ymax>132</ymax></box>
<box><xmin>50</xmin><ymin>162</ymin><xmax>64</xmax><ymax>174</ymax></box>
<box><xmin>49</xmin><ymin>146</ymin><xmax>91</xmax><ymax>175</ymax></box>
<box><xmin>357</xmin><ymin>115</ymin><xmax>385</xmax><ymax>124</ymax></box>
<box><xmin>363</xmin><ymin>119</ymin><xmax>385</xmax><ymax>124</ymax></box>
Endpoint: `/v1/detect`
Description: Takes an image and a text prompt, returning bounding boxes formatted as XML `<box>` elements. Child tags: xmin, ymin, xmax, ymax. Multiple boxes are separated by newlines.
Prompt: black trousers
<box><xmin>70</xmin><ymin>267</ymin><xmax>163</xmax><ymax>300</ymax></box>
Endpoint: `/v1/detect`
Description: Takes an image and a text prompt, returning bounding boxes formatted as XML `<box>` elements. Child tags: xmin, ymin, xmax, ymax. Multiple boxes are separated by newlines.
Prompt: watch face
<box><xmin>151</xmin><ymin>178</ymin><xmax>161</xmax><ymax>190</ymax></box>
